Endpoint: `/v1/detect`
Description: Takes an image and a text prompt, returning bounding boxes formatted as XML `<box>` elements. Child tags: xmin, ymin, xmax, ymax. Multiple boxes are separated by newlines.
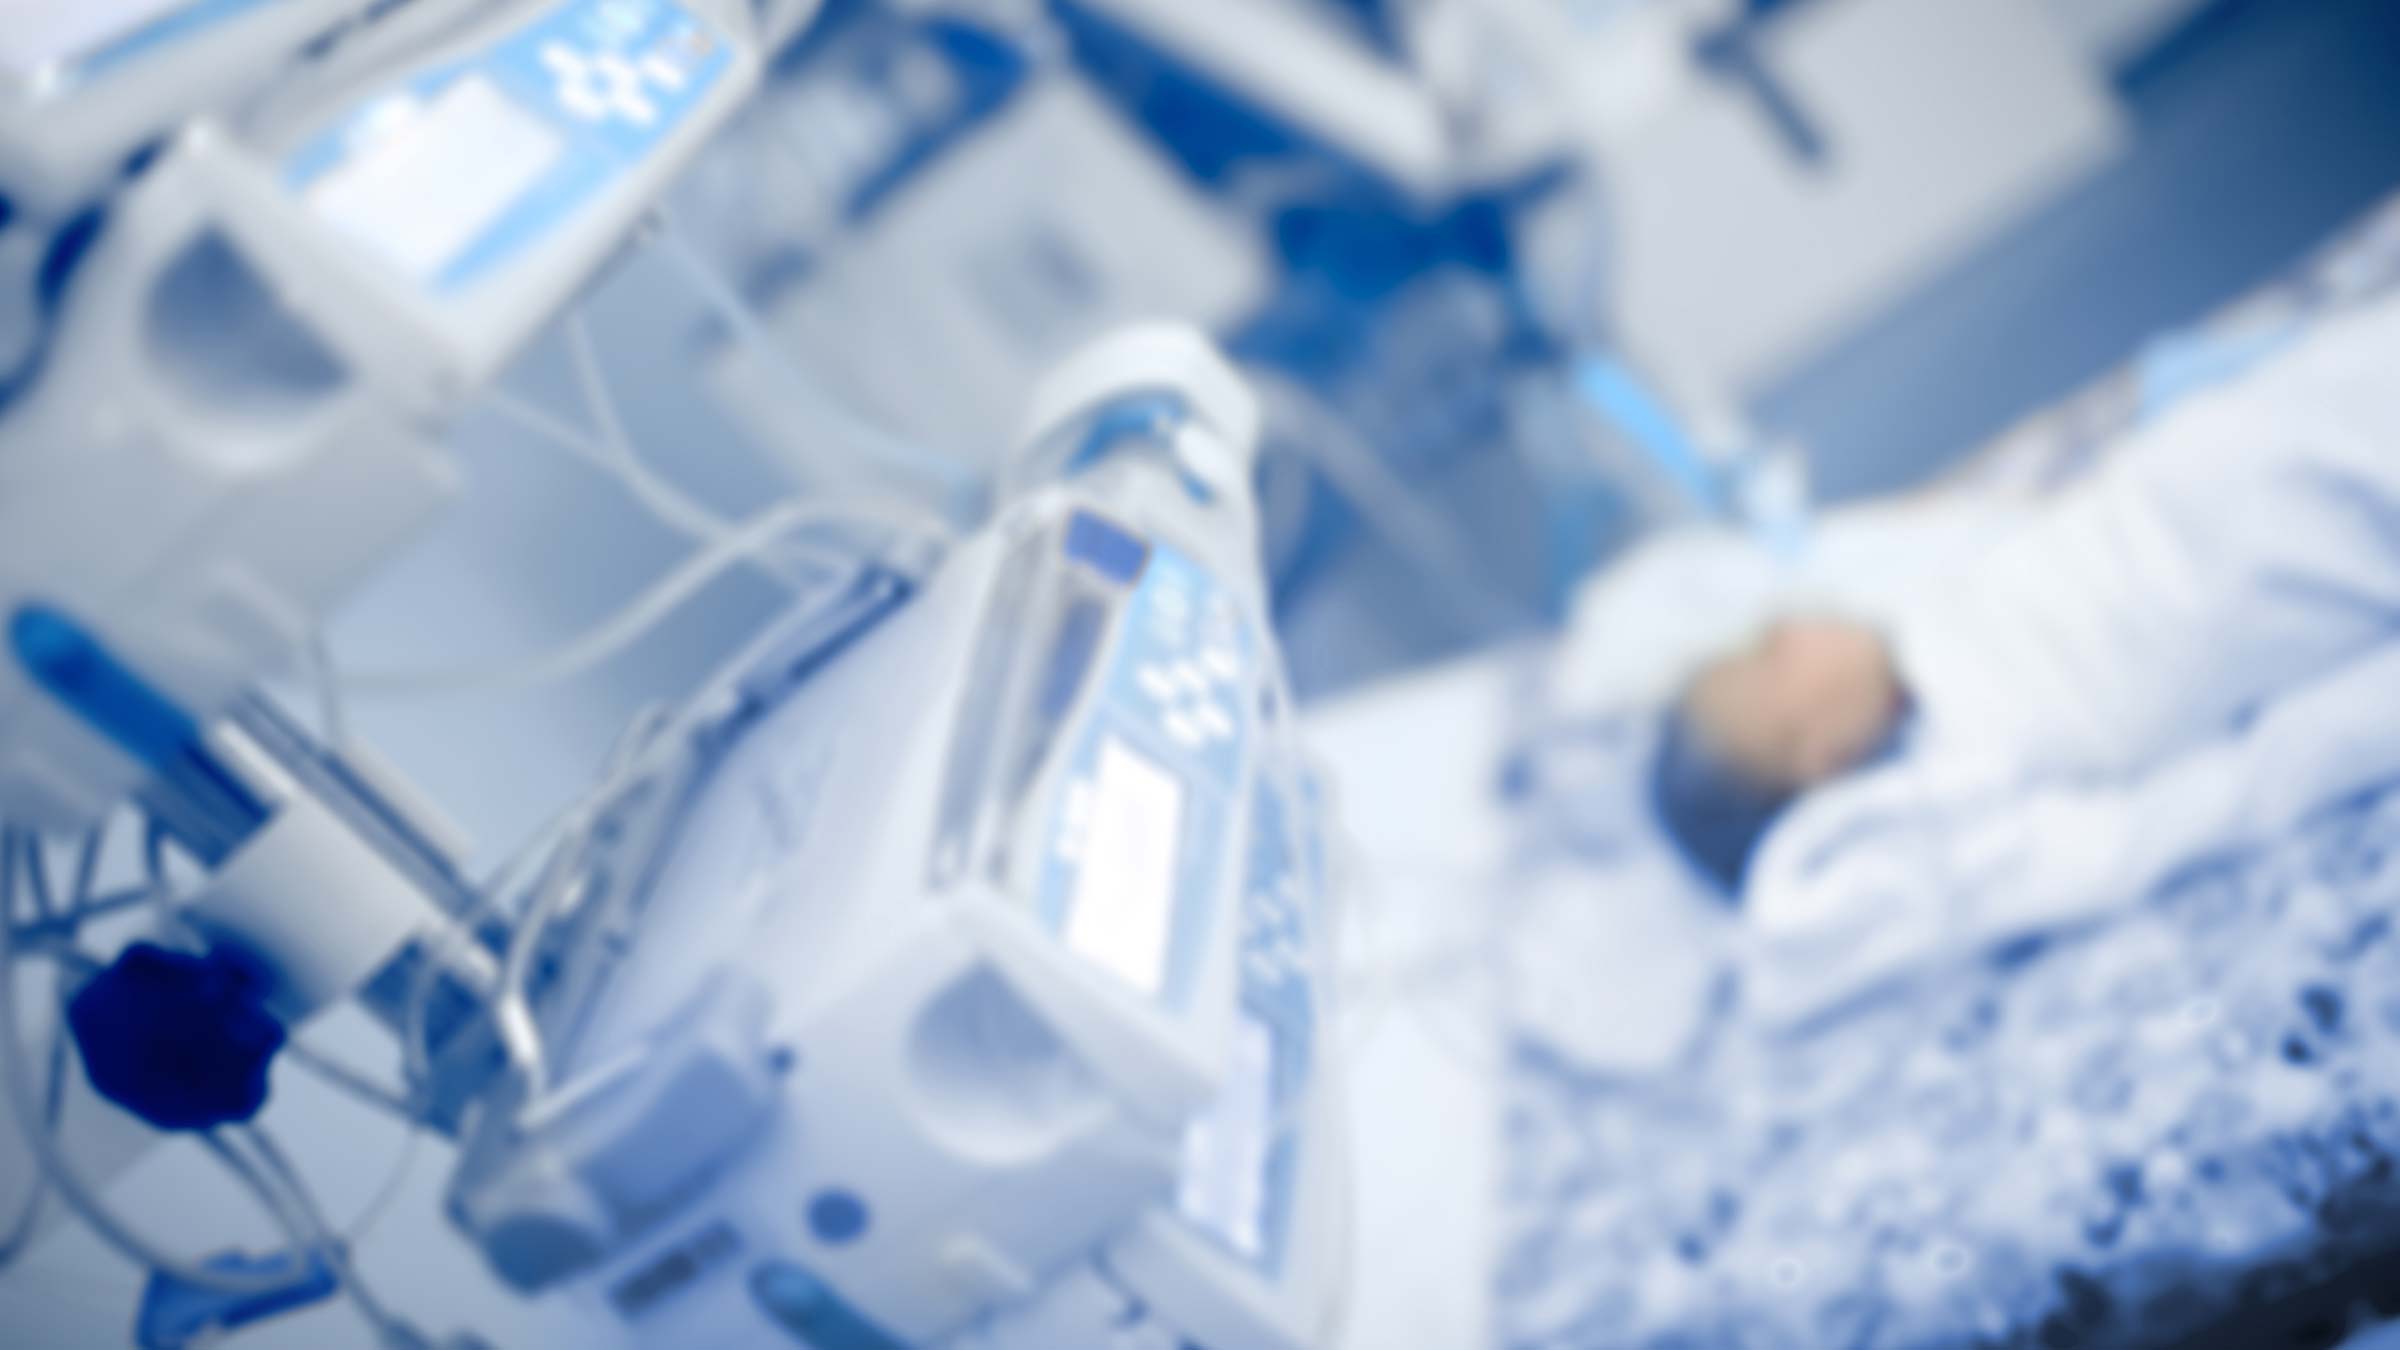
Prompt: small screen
<box><xmin>1063</xmin><ymin>738</ymin><xmax>1185</xmax><ymax>997</ymax></box>
<box><xmin>304</xmin><ymin>75</ymin><xmax>564</xmax><ymax>285</ymax></box>
<box><xmin>1177</xmin><ymin>1015</ymin><xmax>1277</xmax><ymax>1263</ymax></box>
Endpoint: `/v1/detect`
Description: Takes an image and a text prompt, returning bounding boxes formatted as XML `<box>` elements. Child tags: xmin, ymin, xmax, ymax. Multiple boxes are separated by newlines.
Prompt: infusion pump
<box><xmin>0</xmin><ymin>1</ymin><xmax>1347</xmax><ymax>1344</ymax></box>
<box><xmin>1</xmin><ymin>0</ymin><xmax>765</xmax><ymax>837</ymax></box>
<box><xmin>447</xmin><ymin>326</ymin><xmax>1347</xmax><ymax>1350</ymax></box>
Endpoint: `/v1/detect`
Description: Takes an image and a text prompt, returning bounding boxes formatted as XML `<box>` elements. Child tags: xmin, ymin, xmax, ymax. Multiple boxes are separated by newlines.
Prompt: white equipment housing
<box><xmin>0</xmin><ymin>0</ymin><xmax>762</xmax><ymax>833</ymax></box>
<box><xmin>0</xmin><ymin>0</ymin><xmax>382</xmax><ymax>216</ymax></box>
<box><xmin>450</xmin><ymin>327</ymin><xmax>1345</xmax><ymax>1350</ymax></box>
<box><xmin>701</xmin><ymin>0</ymin><xmax>1500</xmax><ymax>497</ymax></box>
<box><xmin>707</xmin><ymin>72</ymin><xmax>1271</xmax><ymax>490</ymax></box>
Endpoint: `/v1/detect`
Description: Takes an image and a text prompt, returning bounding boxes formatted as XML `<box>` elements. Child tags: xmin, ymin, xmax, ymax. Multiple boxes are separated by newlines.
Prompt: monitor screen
<box><xmin>1063</xmin><ymin>736</ymin><xmax>1186</xmax><ymax>998</ymax></box>
<box><xmin>304</xmin><ymin>76</ymin><xmax>564</xmax><ymax>286</ymax></box>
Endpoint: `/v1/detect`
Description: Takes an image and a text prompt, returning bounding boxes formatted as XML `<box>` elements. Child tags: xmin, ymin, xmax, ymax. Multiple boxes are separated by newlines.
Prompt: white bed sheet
<box><xmin>1308</xmin><ymin>493</ymin><xmax>2049</xmax><ymax>1349</ymax></box>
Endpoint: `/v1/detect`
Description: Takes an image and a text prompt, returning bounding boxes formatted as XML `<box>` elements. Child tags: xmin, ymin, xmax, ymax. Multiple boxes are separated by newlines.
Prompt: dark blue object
<box><xmin>1060</xmin><ymin>392</ymin><xmax>1189</xmax><ymax>483</ymax></box>
<box><xmin>1064</xmin><ymin>509</ymin><xmax>1151</xmax><ymax>586</ymax></box>
<box><xmin>1053</xmin><ymin>0</ymin><xmax>1323</xmax><ymax>191</ymax></box>
<box><xmin>0</xmin><ymin>204</ymin><xmax>106</xmax><ymax>420</ymax></box>
<box><xmin>10</xmin><ymin>604</ymin><xmax>270</xmax><ymax>866</ymax></box>
<box><xmin>11</xmin><ymin>604</ymin><xmax>209</xmax><ymax>782</ymax></box>
<box><xmin>67</xmin><ymin>943</ymin><xmax>285</xmax><ymax>1132</ymax></box>
<box><xmin>806</xmin><ymin>1190</ymin><xmax>870</xmax><ymax>1245</ymax></box>
<box><xmin>136</xmin><ymin>1248</ymin><xmax>337</xmax><ymax>1350</ymax></box>
<box><xmin>1692</xmin><ymin>1</ymin><xmax>1831</xmax><ymax>167</ymax></box>
<box><xmin>751</xmin><ymin>1261</ymin><xmax>907</xmax><ymax>1350</ymax></box>
<box><xmin>1646</xmin><ymin>712</ymin><xmax>1796</xmax><ymax>899</ymax></box>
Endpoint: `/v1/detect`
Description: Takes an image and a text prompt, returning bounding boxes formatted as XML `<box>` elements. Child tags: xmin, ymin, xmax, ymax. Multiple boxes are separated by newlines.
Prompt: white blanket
<box><xmin>1742</xmin><ymin>294</ymin><xmax>2400</xmax><ymax>1025</ymax></box>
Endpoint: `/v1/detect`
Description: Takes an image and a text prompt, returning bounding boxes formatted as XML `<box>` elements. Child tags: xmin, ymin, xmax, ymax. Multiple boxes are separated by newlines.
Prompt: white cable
<box><xmin>0</xmin><ymin>943</ymin><xmax>61</xmax><ymax>1273</ymax></box>
<box><xmin>8</xmin><ymin>887</ymin><xmax>166</xmax><ymax>954</ymax></box>
<box><xmin>396</xmin><ymin>801</ymin><xmax>587</xmax><ymax>1103</ymax></box>
<box><xmin>489</xmin><ymin>826</ymin><xmax>596</xmax><ymax>1103</ymax></box>
<box><xmin>481</xmin><ymin>377</ymin><xmax>846</xmax><ymax>589</ymax></box>
<box><xmin>18</xmin><ymin>835</ymin><xmax>53</xmax><ymax>922</ymax></box>
<box><xmin>339</xmin><ymin>497</ymin><xmax>951</xmax><ymax>698</ymax></box>
<box><xmin>282</xmin><ymin>1040</ymin><xmax>417</xmax><ymax>1124</ymax></box>
<box><xmin>242</xmin><ymin>1128</ymin><xmax>419</xmax><ymax>1343</ymax></box>
<box><xmin>399</xmin><ymin>863</ymin><xmax>523</xmax><ymax>1106</ymax></box>
<box><xmin>563</xmin><ymin>308</ymin><xmax>708</xmax><ymax>526</ymax></box>
<box><xmin>0</xmin><ymin>828</ymin><xmax>291</xmax><ymax>1296</ymax></box>
<box><xmin>482</xmin><ymin>333</ymin><xmax>742</xmax><ymax>551</ymax></box>
<box><xmin>339</xmin><ymin>1128</ymin><xmax>422</xmax><ymax>1249</ymax></box>
<box><xmin>199</xmin><ymin>1130</ymin><xmax>316</xmax><ymax>1262</ymax></box>
<box><xmin>65</xmin><ymin>830</ymin><xmax>101</xmax><ymax>915</ymax></box>
<box><xmin>647</xmin><ymin>211</ymin><xmax>982</xmax><ymax>505</ymax></box>
<box><xmin>402</xmin><ymin>703</ymin><xmax>666</xmax><ymax>1104</ymax></box>
<box><xmin>304</xmin><ymin>631</ymin><xmax>352</xmax><ymax>754</ymax></box>
<box><xmin>394</xmin><ymin>730</ymin><xmax>645</xmax><ymax>1105</ymax></box>
<box><xmin>475</xmin><ymin>700</ymin><xmax>690</xmax><ymax>1116</ymax></box>
<box><xmin>214</xmin><ymin>1128</ymin><xmax>426</xmax><ymax>1348</ymax></box>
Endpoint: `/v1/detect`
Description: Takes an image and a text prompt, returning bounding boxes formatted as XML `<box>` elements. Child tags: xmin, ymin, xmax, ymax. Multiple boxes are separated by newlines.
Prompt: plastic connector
<box><xmin>67</xmin><ymin>943</ymin><xmax>285</xmax><ymax>1132</ymax></box>
<box><xmin>136</xmin><ymin>1247</ymin><xmax>337</xmax><ymax>1350</ymax></box>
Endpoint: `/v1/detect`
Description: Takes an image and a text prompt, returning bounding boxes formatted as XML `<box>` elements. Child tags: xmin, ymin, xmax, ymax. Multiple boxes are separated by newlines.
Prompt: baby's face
<box><xmin>1683</xmin><ymin>619</ymin><xmax>1905</xmax><ymax>792</ymax></box>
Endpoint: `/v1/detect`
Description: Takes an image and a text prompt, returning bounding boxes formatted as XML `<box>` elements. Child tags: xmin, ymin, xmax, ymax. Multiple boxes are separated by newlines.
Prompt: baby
<box><xmin>1649</xmin><ymin>617</ymin><xmax>1905</xmax><ymax>894</ymax></box>
<box><xmin>1635</xmin><ymin>291</ymin><xmax>2400</xmax><ymax>1021</ymax></box>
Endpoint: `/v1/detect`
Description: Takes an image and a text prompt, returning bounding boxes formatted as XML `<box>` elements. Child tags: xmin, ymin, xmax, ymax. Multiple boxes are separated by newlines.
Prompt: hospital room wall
<box><xmin>1758</xmin><ymin>0</ymin><xmax>2400</xmax><ymax>503</ymax></box>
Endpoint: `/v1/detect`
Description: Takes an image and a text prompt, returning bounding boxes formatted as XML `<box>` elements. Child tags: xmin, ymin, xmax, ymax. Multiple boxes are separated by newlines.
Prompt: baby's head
<box><xmin>1683</xmin><ymin>617</ymin><xmax>1907</xmax><ymax>792</ymax></box>
<box><xmin>1652</xmin><ymin>617</ymin><xmax>1906</xmax><ymax>893</ymax></box>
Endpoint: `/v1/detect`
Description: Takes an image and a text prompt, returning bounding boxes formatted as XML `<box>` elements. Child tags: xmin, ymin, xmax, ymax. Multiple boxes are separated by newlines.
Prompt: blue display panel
<box><xmin>1032</xmin><ymin>518</ymin><xmax>1257</xmax><ymax>1011</ymax></box>
<box><xmin>284</xmin><ymin>0</ymin><xmax>732</xmax><ymax>294</ymax></box>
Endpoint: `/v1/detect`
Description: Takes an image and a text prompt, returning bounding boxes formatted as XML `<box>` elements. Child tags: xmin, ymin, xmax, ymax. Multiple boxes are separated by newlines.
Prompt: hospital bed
<box><xmin>1316</xmin><ymin>190</ymin><xmax>2400</xmax><ymax>1350</ymax></box>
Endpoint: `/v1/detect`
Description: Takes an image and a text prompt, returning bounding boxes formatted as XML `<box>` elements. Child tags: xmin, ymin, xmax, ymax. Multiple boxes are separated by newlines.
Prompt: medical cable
<box><xmin>338</xmin><ymin>496</ymin><xmax>952</xmax><ymax>697</ymax></box>
<box><xmin>282</xmin><ymin>1038</ymin><xmax>417</xmax><ymax>1124</ymax></box>
<box><xmin>209</xmin><ymin>1126</ymin><xmax>427</xmax><ymax>1348</ymax></box>
<box><xmin>8</xmin><ymin>887</ymin><xmax>170</xmax><ymax>955</ymax></box>
<box><xmin>240</xmin><ymin>1125</ymin><xmax>421</xmax><ymax>1343</ymax></box>
<box><xmin>478</xmin><ymin>379</ymin><xmax>852</xmax><ymax>590</ymax></box>
<box><xmin>564</xmin><ymin>309</ymin><xmax>731</xmax><ymax>534</ymax></box>
<box><xmin>336</xmin><ymin>1126</ymin><xmax>422</xmax><ymax>1250</ymax></box>
<box><xmin>0</xmin><ymin>841</ymin><xmax>67</xmax><ymax>1273</ymax></box>
<box><xmin>0</xmin><ymin>207</ymin><xmax>106</xmax><ymax>425</ymax></box>
<box><xmin>17</xmin><ymin>831</ymin><xmax>54</xmax><ymax>921</ymax></box>
<box><xmin>303</xmin><ymin>630</ymin><xmax>353</xmax><ymax>754</ymax></box>
<box><xmin>487</xmin><ymin>831</ymin><xmax>590</xmax><ymax>1102</ymax></box>
<box><xmin>480</xmin><ymin>322</ymin><xmax>757</xmax><ymax>556</ymax></box>
<box><xmin>63</xmin><ymin>830</ymin><xmax>101</xmax><ymax>919</ymax></box>
<box><xmin>481</xmin><ymin>386</ymin><xmax>710</xmax><ymax>534</ymax></box>
<box><xmin>0</xmin><ymin>1023</ymin><xmax>61</xmax><ymax>1272</ymax></box>
<box><xmin>395</xmin><ymin>782</ymin><xmax>595</xmax><ymax>1104</ymax></box>
<box><xmin>481</xmin><ymin>697</ymin><xmax>692</xmax><ymax>1112</ymax></box>
<box><xmin>0</xmin><ymin>825</ymin><xmax>296</xmax><ymax>1296</ymax></box>
<box><xmin>646</xmin><ymin>211</ymin><xmax>982</xmax><ymax>510</ymax></box>
<box><xmin>397</xmin><ymin>699</ymin><xmax>678</xmax><ymax>1111</ymax></box>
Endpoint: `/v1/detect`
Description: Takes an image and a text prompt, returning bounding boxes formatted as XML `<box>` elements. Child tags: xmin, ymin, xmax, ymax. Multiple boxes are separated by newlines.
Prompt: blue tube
<box><xmin>9</xmin><ymin>604</ymin><xmax>269</xmax><ymax>861</ymax></box>
<box><xmin>1574</xmin><ymin>356</ymin><xmax>1728</xmax><ymax>517</ymax></box>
